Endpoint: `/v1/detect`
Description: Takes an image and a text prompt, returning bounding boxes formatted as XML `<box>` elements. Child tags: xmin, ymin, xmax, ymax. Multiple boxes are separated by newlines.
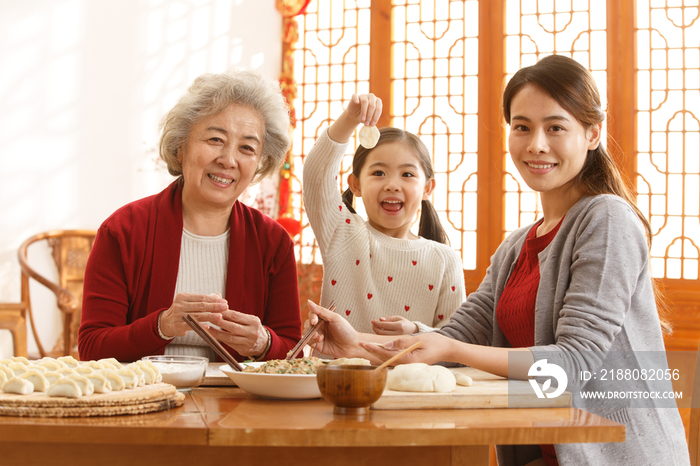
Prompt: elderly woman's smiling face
<box><xmin>178</xmin><ymin>103</ymin><xmax>264</xmax><ymax>211</ymax></box>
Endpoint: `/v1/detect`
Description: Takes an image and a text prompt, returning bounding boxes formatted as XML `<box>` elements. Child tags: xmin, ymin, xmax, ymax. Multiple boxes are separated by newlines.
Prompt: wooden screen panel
<box><xmin>292</xmin><ymin>0</ymin><xmax>372</xmax><ymax>265</ymax></box>
<box><xmin>391</xmin><ymin>0</ymin><xmax>480</xmax><ymax>270</ymax></box>
<box><xmin>503</xmin><ymin>0</ymin><xmax>609</xmax><ymax>234</ymax></box>
<box><xmin>636</xmin><ymin>0</ymin><xmax>700</xmax><ymax>281</ymax></box>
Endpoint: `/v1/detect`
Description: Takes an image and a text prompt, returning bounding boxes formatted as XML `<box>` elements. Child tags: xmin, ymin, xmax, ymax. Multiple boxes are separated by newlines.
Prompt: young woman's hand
<box><xmin>304</xmin><ymin>300</ymin><xmax>363</xmax><ymax>357</ymax></box>
<box><xmin>359</xmin><ymin>332</ymin><xmax>454</xmax><ymax>366</ymax></box>
<box><xmin>328</xmin><ymin>93</ymin><xmax>383</xmax><ymax>143</ymax></box>
<box><xmin>371</xmin><ymin>316</ymin><xmax>419</xmax><ymax>335</ymax></box>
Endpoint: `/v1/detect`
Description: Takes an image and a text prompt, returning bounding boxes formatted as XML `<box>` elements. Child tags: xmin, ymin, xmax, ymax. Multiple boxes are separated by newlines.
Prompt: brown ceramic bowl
<box><xmin>316</xmin><ymin>364</ymin><xmax>388</xmax><ymax>417</ymax></box>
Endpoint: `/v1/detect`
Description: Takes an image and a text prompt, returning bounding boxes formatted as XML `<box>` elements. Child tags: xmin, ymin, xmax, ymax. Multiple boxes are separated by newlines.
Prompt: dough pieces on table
<box><xmin>387</xmin><ymin>363</ymin><xmax>457</xmax><ymax>393</ymax></box>
<box><xmin>452</xmin><ymin>371</ymin><xmax>473</xmax><ymax>387</ymax></box>
<box><xmin>358</xmin><ymin>125</ymin><xmax>380</xmax><ymax>148</ymax></box>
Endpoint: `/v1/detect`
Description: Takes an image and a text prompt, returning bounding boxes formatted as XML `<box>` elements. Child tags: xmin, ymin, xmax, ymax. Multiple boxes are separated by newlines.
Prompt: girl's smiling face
<box><xmin>348</xmin><ymin>142</ymin><xmax>435</xmax><ymax>239</ymax></box>
<box><xmin>508</xmin><ymin>84</ymin><xmax>601</xmax><ymax>205</ymax></box>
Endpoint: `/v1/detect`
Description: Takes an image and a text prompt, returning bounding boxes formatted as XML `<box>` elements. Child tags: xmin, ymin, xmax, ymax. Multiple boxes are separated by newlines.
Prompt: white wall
<box><xmin>0</xmin><ymin>0</ymin><xmax>282</xmax><ymax>358</ymax></box>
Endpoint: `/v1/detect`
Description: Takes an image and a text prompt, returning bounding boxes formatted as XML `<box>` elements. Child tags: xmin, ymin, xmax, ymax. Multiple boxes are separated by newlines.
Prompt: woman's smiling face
<box><xmin>178</xmin><ymin>103</ymin><xmax>264</xmax><ymax>211</ymax></box>
<box><xmin>348</xmin><ymin>142</ymin><xmax>435</xmax><ymax>239</ymax></box>
<box><xmin>508</xmin><ymin>84</ymin><xmax>601</xmax><ymax>202</ymax></box>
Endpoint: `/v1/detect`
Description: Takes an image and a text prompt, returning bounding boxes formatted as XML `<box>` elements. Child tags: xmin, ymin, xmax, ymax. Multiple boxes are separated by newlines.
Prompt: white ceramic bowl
<box><xmin>142</xmin><ymin>355</ymin><xmax>207</xmax><ymax>390</ymax></box>
<box><xmin>220</xmin><ymin>361</ymin><xmax>321</xmax><ymax>400</ymax></box>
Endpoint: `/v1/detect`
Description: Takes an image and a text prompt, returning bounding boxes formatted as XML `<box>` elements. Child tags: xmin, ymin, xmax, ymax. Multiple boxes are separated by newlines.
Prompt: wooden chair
<box><xmin>16</xmin><ymin>230</ymin><xmax>96</xmax><ymax>358</ymax></box>
<box><xmin>0</xmin><ymin>301</ymin><xmax>28</xmax><ymax>357</ymax></box>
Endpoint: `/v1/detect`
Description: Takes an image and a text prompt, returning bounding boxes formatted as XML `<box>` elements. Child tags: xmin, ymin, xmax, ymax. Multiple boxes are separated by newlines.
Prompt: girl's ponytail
<box><xmin>418</xmin><ymin>199</ymin><xmax>449</xmax><ymax>245</ymax></box>
<box><xmin>341</xmin><ymin>187</ymin><xmax>357</xmax><ymax>214</ymax></box>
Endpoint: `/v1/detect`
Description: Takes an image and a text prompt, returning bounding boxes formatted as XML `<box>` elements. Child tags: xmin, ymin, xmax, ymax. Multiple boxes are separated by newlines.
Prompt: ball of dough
<box><xmin>358</xmin><ymin>125</ymin><xmax>380</xmax><ymax>149</ymax></box>
<box><xmin>387</xmin><ymin>363</ymin><xmax>456</xmax><ymax>393</ymax></box>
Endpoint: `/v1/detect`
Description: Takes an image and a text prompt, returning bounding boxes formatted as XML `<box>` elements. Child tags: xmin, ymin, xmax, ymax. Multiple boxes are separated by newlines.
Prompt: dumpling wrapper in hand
<box><xmin>48</xmin><ymin>378</ymin><xmax>83</xmax><ymax>398</ymax></box>
<box><xmin>2</xmin><ymin>377</ymin><xmax>34</xmax><ymax>395</ymax></box>
<box><xmin>358</xmin><ymin>125</ymin><xmax>380</xmax><ymax>149</ymax></box>
<box><xmin>387</xmin><ymin>363</ymin><xmax>457</xmax><ymax>393</ymax></box>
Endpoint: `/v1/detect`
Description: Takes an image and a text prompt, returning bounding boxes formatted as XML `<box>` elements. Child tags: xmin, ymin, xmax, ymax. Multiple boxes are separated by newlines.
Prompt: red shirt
<box><xmin>496</xmin><ymin>218</ymin><xmax>563</xmax><ymax>466</ymax></box>
<box><xmin>78</xmin><ymin>179</ymin><xmax>302</xmax><ymax>362</ymax></box>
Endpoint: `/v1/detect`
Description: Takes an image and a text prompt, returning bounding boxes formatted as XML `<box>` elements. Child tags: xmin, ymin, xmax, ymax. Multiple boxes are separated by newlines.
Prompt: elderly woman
<box><xmin>78</xmin><ymin>69</ymin><xmax>302</xmax><ymax>362</ymax></box>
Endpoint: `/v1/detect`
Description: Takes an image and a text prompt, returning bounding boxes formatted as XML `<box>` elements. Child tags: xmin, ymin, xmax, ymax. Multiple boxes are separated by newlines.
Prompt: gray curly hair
<box><xmin>159</xmin><ymin>69</ymin><xmax>291</xmax><ymax>182</ymax></box>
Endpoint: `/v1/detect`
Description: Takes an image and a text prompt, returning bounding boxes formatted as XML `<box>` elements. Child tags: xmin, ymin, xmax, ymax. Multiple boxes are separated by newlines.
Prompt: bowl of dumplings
<box><xmin>0</xmin><ymin>355</ymin><xmax>163</xmax><ymax>398</ymax></box>
<box><xmin>141</xmin><ymin>355</ymin><xmax>208</xmax><ymax>391</ymax></box>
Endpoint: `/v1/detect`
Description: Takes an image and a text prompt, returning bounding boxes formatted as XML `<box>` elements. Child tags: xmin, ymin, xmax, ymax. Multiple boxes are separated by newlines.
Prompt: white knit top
<box><xmin>165</xmin><ymin>228</ymin><xmax>229</xmax><ymax>360</ymax></box>
<box><xmin>303</xmin><ymin>129</ymin><xmax>466</xmax><ymax>334</ymax></box>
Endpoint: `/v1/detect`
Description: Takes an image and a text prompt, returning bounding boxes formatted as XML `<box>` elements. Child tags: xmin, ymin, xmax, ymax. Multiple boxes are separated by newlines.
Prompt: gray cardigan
<box><xmin>439</xmin><ymin>195</ymin><xmax>689</xmax><ymax>466</ymax></box>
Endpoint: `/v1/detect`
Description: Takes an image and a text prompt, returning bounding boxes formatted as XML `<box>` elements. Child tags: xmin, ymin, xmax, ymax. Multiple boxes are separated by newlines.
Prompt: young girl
<box><xmin>306</xmin><ymin>56</ymin><xmax>690</xmax><ymax>465</ymax></box>
<box><xmin>303</xmin><ymin>93</ymin><xmax>466</xmax><ymax>335</ymax></box>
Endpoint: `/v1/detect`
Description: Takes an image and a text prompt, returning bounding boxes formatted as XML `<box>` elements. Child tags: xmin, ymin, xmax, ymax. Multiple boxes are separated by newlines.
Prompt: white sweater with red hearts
<box><xmin>303</xmin><ymin>129</ymin><xmax>466</xmax><ymax>334</ymax></box>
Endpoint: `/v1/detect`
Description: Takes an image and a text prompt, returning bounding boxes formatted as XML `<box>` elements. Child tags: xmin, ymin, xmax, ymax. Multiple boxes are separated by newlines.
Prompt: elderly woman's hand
<box><xmin>159</xmin><ymin>293</ymin><xmax>228</xmax><ymax>338</ymax></box>
<box><xmin>205</xmin><ymin>310</ymin><xmax>269</xmax><ymax>358</ymax></box>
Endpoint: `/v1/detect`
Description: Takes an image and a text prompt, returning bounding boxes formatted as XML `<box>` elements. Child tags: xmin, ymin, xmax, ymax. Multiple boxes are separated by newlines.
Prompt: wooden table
<box><xmin>0</xmin><ymin>386</ymin><xmax>624</xmax><ymax>466</ymax></box>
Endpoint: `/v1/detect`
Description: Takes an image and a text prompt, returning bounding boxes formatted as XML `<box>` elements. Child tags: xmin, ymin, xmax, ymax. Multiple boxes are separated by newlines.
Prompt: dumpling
<box><xmin>134</xmin><ymin>361</ymin><xmax>160</xmax><ymax>384</ymax></box>
<box><xmin>0</xmin><ymin>369</ymin><xmax>7</xmax><ymax>387</ymax></box>
<box><xmin>47</xmin><ymin>378</ymin><xmax>82</xmax><ymax>398</ymax></box>
<box><xmin>57</xmin><ymin>355</ymin><xmax>80</xmax><ymax>368</ymax></box>
<box><xmin>2</xmin><ymin>377</ymin><xmax>34</xmax><ymax>395</ymax></box>
<box><xmin>38</xmin><ymin>358</ymin><xmax>66</xmax><ymax>370</ymax></box>
<box><xmin>83</xmin><ymin>361</ymin><xmax>105</xmax><ymax>370</ymax></box>
<box><xmin>28</xmin><ymin>364</ymin><xmax>48</xmax><ymax>373</ymax></box>
<box><xmin>0</xmin><ymin>365</ymin><xmax>13</xmax><ymax>379</ymax></box>
<box><xmin>7</xmin><ymin>362</ymin><xmax>28</xmax><ymax>377</ymax></box>
<box><xmin>43</xmin><ymin>371</ymin><xmax>61</xmax><ymax>385</ymax></box>
<box><xmin>113</xmin><ymin>368</ymin><xmax>139</xmax><ymax>389</ymax></box>
<box><xmin>10</xmin><ymin>356</ymin><xmax>31</xmax><ymax>365</ymax></box>
<box><xmin>74</xmin><ymin>366</ymin><xmax>95</xmax><ymax>376</ymax></box>
<box><xmin>0</xmin><ymin>359</ymin><xmax>13</xmax><ymax>366</ymax></box>
<box><xmin>20</xmin><ymin>369</ymin><xmax>50</xmax><ymax>392</ymax></box>
<box><xmin>56</xmin><ymin>368</ymin><xmax>77</xmax><ymax>377</ymax></box>
<box><xmin>98</xmin><ymin>370</ymin><xmax>125</xmax><ymax>391</ymax></box>
<box><xmin>84</xmin><ymin>372</ymin><xmax>111</xmax><ymax>394</ymax></box>
<box><xmin>66</xmin><ymin>374</ymin><xmax>94</xmax><ymax>396</ymax></box>
<box><xmin>126</xmin><ymin>364</ymin><xmax>146</xmax><ymax>386</ymax></box>
<box><xmin>137</xmin><ymin>360</ymin><xmax>162</xmax><ymax>382</ymax></box>
<box><xmin>97</xmin><ymin>358</ymin><xmax>122</xmax><ymax>370</ymax></box>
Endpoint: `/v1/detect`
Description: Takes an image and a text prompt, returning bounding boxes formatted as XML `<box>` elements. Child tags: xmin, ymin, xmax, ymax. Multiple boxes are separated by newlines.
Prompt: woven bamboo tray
<box><xmin>0</xmin><ymin>383</ymin><xmax>185</xmax><ymax>417</ymax></box>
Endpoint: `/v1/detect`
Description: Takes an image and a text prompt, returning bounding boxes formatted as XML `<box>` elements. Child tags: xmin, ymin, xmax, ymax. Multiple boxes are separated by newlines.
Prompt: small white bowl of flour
<box><xmin>142</xmin><ymin>355</ymin><xmax>207</xmax><ymax>391</ymax></box>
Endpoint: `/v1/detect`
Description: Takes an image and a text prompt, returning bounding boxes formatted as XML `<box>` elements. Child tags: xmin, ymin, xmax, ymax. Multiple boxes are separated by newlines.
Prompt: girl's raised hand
<box><xmin>371</xmin><ymin>315</ymin><xmax>419</xmax><ymax>335</ymax></box>
<box><xmin>328</xmin><ymin>93</ymin><xmax>383</xmax><ymax>143</ymax></box>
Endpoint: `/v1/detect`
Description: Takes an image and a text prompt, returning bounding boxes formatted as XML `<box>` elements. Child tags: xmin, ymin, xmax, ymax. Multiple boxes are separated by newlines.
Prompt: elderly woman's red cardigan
<box><xmin>78</xmin><ymin>179</ymin><xmax>302</xmax><ymax>362</ymax></box>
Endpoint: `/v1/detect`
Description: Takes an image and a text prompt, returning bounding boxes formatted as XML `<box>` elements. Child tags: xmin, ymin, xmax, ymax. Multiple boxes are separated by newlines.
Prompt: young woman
<box><xmin>303</xmin><ymin>93</ymin><xmax>465</xmax><ymax>336</ymax></box>
<box><xmin>306</xmin><ymin>56</ymin><xmax>690</xmax><ymax>465</ymax></box>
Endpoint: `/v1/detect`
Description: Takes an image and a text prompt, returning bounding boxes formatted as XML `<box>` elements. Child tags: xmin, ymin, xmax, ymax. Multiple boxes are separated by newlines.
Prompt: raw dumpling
<box><xmin>7</xmin><ymin>362</ymin><xmax>28</xmax><ymax>377</ymax></box>
<box><xmin>97</xmin><ymin>358</ymin><xmax>122</xmax><ymax>370</ymax></box>
<box><xmin>387</xmin><ymin>363</ymin><xmax>457</xmax><ymax>393</ymax></box>
<box><xmin>0</xmin><ymin>365</ymin><xmax>13</xmax><ymax>379</ymax></box>
<box><xmin>83</xmin><ymin>361</ymin><xmax>105</xmax><ymax>370</ymax></box>
<box><xmin>114</xmin><ymin>368</ymin><xmax>139</xmax><ymax>389</ymax></box>
<box><xmin>57</xmin><ymin>355</ymin><xmax>80</xmax><ymax>368</ymax></box>
<box><xmin>28</xmin><ymin>364</ymin><xmax>48</xmax><ymax>373</ymax></box>
<box><xmin>43</xmin><ymin>371</ymin><xmax>61</xmax><ymax>385</ymax></box>
<box><xmin>10</xmin><ymin>356</ymin><xmax>31</xmax><ymax>365</ymax></box>
<box><xmin>47</xmin><ymin>378</ymin><xmax>82</xmax><ymax>398</ymax></box>
<box><xmin>125</xmin><ymin>364</ymin><xmax>146</xmax><ymax>387</ymax></box>
<box><xmin>20</xmin><ymin>369</ymin><xmax>50</xmax><ymax>392</ymax></box>
<box><xmin>74</xmin><ymin>366</ymin><xmax>95</xmax><ymax>376</ymax></box>
<box><xmin>358</xmin><ymin>125</ymin><xmax>380</xmax><ymax>149</ymax></box>
<box><xmin>36</xmin><ymin>359</ymin><xmax>65</xmax><ymax>371</ymax></box>
<box><xmin>98</xmin><ymin>370</ymin><xmax>125</xmax><ymax>391</ymax></box>
<box><xmin>66</xmin><ymin>374</ymin><xmax>94</xmax><ymax>396</ymax></box>
<box><xmin>84</xmin><ymin>372</ymin><xmax>111</xmax><ymax>394</ymax></box>
<box><xmin>2</xmin><ymin>377</ymin><xmax>34</xmax><ymax>395</ymax></box>
<box><xmin>56</xmin><ymin>368</ymin><xmax>77</xmax><ymax>377</ymax></box>
<box><xmin>453</xmin><ymin>371</ymin><xmax>473</xmax><ymax>387</ymax></box>
<box><xmin>134</xmin><ymin>361</ymin><xmax>160</xmax><ymax>384</ymax></box>
<box><xmin>0</xmin><ymin>369</ymin><xmax>7</xmax><ymax>386</ymax></box>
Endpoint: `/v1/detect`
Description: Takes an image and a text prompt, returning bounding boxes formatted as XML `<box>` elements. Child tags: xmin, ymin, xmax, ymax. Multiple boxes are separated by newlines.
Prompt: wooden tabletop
<box><xmin>0</xmin><ymin>386</ymin><xmax>624</xmax><ymax>466</ymax></box>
